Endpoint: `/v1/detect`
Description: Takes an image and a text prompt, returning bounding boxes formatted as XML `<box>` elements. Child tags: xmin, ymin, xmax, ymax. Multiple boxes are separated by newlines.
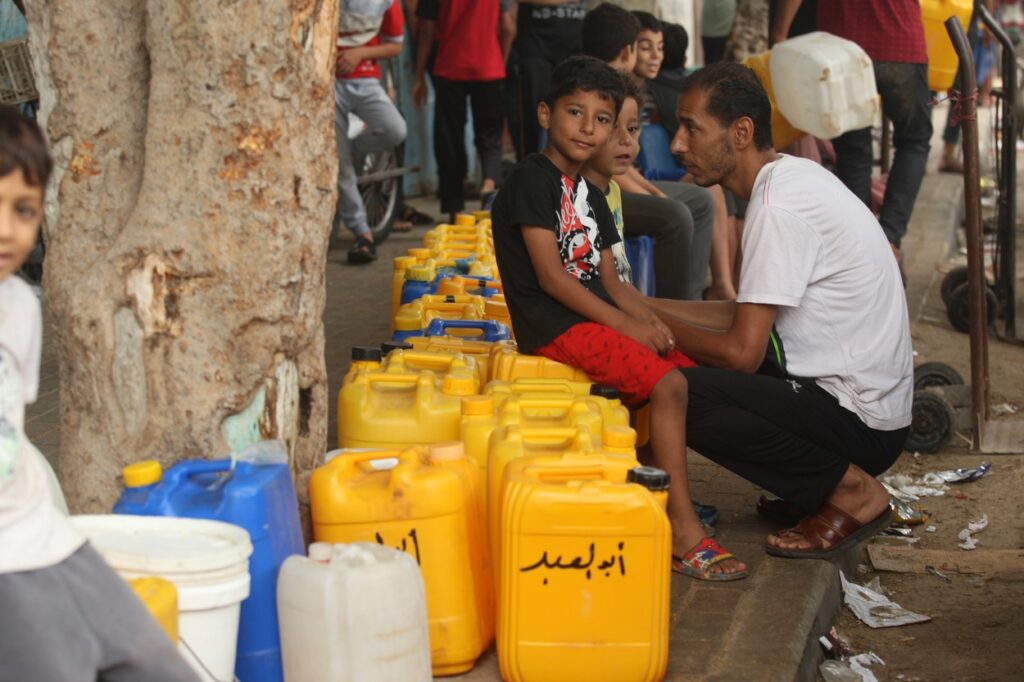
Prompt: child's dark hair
<box><xmin>663</xmin><ymin>23</ymin><xmax>689</xmax><ymax>71</ymax></box>
<box><xmin>619</xmin><ymin>72</ymin><xmax>646</xmax><ymax>110</ymax></box>
<box><xmin>631</xmin><ymin>10</ymin><xmax>662</xmax><ymax>33</ymax></box>
<box><xmin>0</xmin><ymin>105</ymin><xmax>52</xmax><ymax>188</ymax></box>
<box><xmin>581</xmin><ymin>3</ymin><xmax>641</xmax><ymax>63</ymax></box>
<box><xmin>680</xmin><ymin>63</ymin><xmax>773</xmax><ymax>151</ymax></box>
<box><xmin>543</xmin><ymin>56</ymin><xmax>626</xmax><ymax>115</ymax></box>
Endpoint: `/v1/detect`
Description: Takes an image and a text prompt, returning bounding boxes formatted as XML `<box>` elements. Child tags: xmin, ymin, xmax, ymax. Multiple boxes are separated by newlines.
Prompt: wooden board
<box><xmin>868</xmin><ymin>544</ymin><xmax>1024</xmax><ymax>577</ymax></box>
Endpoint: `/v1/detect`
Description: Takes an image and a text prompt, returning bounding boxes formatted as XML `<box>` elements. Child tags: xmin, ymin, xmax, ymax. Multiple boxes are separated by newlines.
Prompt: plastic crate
<box><xmin>0</xmin><ymin>38</ymin><xmax>37</xmax><ymax>105</ymax></box>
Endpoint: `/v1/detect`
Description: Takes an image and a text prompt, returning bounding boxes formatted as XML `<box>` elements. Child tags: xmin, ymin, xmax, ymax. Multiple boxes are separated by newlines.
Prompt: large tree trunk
<box><xmin>24</xmin><ymin>0</ymin><xmax>338</xmax><ymax>514</ymax></box>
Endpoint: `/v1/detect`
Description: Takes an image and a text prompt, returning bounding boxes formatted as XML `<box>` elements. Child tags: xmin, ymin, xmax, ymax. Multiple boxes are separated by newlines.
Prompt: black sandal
<box><xmin>347</xmin><ymin>235</ymin><xmax>376</xmax><ymax>264</ymax></box>
<box><xmin>399</xmin><ymin>204</ymin><xmax>435</xmax><ymax>226</ymax></box>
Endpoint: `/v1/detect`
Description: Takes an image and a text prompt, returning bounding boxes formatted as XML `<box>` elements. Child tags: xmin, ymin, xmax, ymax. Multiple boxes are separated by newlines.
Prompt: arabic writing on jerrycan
<box><xmin>498</xmin><ymin>459</ymin><xmax>671</xmax><ymax>682</ymax></box>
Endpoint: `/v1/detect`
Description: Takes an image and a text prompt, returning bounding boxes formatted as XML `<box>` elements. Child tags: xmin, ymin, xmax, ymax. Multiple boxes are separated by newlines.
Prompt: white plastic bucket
<box><xmin>72</xmin><ymin>514</ymin><xmax>253</xmax><ymax>682</ymax></box>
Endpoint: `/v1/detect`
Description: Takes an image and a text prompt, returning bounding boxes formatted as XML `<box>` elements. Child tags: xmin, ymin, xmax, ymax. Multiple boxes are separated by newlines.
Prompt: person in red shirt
<box><xmin>778</xmin><ymin>0</ymin><xmax>932</xmax><ymax>275</ymax></box>
<box><xmin>334</xmin><ymin>0</ymin><xmax>408</xmax><ymax>263</ymax></box>
<box><xmin>412</xmin><ymin>0</ymin><xmax>515</xmax><ymax>221</ymax></box>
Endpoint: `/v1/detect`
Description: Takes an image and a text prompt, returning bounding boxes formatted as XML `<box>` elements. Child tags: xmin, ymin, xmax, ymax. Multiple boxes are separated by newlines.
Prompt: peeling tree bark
<box><xmin>24</xmin><ymin>0</ymin><xmax>338</xmax><ymax>514</ymax></box>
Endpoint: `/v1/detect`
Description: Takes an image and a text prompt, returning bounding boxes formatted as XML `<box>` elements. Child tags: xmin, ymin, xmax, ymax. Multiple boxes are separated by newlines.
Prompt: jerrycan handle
<box><xmin>528</xmin><ymin>461</ymin><xmax>619</xmax><ymax>483</ymax></box>
<box><xmin>515</xmin><ymin>426</ymin><xmax>593</xmax><ymax>450</ymax></box>
<box><xmin>329</xmin><ymin>448</ymin><xmax>421</xmax><ymax>476</ymax></box>
<box><xmin>511</xmin><ymin>395</ymin><xmax>578</xmax><ymax>411</ymax></box>
<box><xmin>163</xmin><ymin>459</ymin><xmax>235</xmax><ymax>491</ymax></box>
<box><xmin>425</xmin><ymin>318</ymin><xmax>509</xmax><ymax>340</ymax></box>
<box><xmin>365</xmin><ymin>371</ymin><xmax>431</xmax><ymax>388</ymax></box>
<box><xmin>394</xmin><ymin>348</ymin><xmax>467</xmax><ymax>371</ymax></box>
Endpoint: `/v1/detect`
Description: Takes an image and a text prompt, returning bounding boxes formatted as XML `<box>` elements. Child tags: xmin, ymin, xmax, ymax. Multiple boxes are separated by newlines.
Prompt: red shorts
<box><xmin>535</xmin><ymin>322</ymin><xmax>697</xmax><ymax>406</ymax></box>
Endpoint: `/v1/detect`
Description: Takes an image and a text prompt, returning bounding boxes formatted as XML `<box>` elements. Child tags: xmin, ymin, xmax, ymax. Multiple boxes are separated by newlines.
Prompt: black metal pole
<box><xmin>946</xmin><ymin>16</ymin><xmax>989</xmax><ymax>446</ymax></box>
<box><xmin>979</xmin><ymin>4</ymin><xmax>1018</xmax><ymax>341</ymax></box>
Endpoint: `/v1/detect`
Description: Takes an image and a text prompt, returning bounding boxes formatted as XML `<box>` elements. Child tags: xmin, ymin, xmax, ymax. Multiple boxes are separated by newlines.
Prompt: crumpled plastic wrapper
<box><xmin>958</xmin><ymin>514</ymin><xmax>989</xmax><ymax>550</ymax></box>
<box><xmin>820</xmin><ymin>654</ymin><xmax>886</xmax><ymax>682</ymax></box>
<box><xmin>889</xmin><ymin>496</ymin><xmax>929</xmax><ymax>525</ymax></box>
<box><xmin>841</xmin><ymin>572</ymin><xmax>931</xmax><ymax>628</ymax></box>
<box><xmin>882</xmin><ymin>474</ymin><xmax>948</xmax><ymax>499</ymax></box>
<box><xmin>927</xmin><ymin>462</ymin><xmax>991</xmax><ymax>484</ymax></box>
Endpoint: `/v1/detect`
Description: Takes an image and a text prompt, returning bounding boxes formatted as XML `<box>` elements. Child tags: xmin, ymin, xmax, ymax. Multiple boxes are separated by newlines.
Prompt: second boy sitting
<box><xmin>490</xmin><ymin>56</ymin><xmax>747</xmax><ymax>581</ymax></box>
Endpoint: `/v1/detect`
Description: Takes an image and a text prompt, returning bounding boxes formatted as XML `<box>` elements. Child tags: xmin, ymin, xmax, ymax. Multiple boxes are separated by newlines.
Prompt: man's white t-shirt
<box><xmin>0</xmin><ymin>276</ymin><xmax>83</xmax><ymax>573</ymax></box>
<box><xmin>738</xmin><ymin>155</ymin><xmax>913</xmax><ymax>431</ymax></box>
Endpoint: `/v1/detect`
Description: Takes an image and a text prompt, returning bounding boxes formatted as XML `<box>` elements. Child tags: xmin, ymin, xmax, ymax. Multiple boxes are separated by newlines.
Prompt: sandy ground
<box><xmin>825</xmin><ymin>237</ymin><xmax>1024</xmax><ymax>681</ymax></box>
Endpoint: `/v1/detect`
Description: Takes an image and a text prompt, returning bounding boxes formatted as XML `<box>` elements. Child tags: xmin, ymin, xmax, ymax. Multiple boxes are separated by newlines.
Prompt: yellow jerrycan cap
<box><xmin>455</xmin><ymin>213</ymin><xmax>476</xmax><ymax>226</ymax></box>
<box><xmin>393</xmin><ymin>255</ymin><xmax>417</xmax><ymax>271</ymax></box>
<box><xmin>427</xmin><ymin>441</ymin><xmax>467</xmax><ymax>463</ymax></box>
<box><xmin>602</xmin><ymin>425</ymin><xmax>637</xmax><ymax>450</ymax></box>
<box><xmin>461</xmin><ymin>395</ymin><xmax>495</xmax><ymax>416</ymax></box>
<box><xmin>406</xmin><ymin>265</ymin><xmax>435</xmax><ymax>282</ymax></box>
<box><xmin>123</xmin><ymin>460</ymin><xmax>163</xmax><ymax>488</ymax></box>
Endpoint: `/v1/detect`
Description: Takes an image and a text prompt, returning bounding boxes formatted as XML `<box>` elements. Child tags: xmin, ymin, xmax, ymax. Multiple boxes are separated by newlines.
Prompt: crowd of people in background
<box><xmin>332</xmin><ymin>0</ymin><xmax>1015</xmax><ymax>279</ymax></box>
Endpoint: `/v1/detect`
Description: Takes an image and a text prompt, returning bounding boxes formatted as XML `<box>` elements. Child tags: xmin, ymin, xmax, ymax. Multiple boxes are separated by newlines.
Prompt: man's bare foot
<box><xmin>766</xmin><ymin>465</ymin><xmax>890</xmax><ymax>552</ymax></box>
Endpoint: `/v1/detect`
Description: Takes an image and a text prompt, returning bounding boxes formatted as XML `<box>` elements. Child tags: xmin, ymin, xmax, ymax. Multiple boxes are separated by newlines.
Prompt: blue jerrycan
<box><xmin>114</xmin><ymin>457</ymin><xmax>304</xmax><ymax>682</ymax></box>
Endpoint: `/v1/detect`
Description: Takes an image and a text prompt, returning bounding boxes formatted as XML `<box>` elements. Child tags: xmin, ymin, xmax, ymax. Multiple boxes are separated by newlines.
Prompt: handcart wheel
<box><xmin>945</xmin><ymin>281</ymin><xmax>998</xmax><ymax>333</ymax></box>
<box><xmin>913</xmin><ymin>362</ymin><xmax>964</xmax><ymax>390</ymax></box>
<box><xmin>905</xmin><ymin>391</ymin><xmax>957</xmax><ymax>453</ymax></box>
<box><xmin>940</xmin><ymin>266</ymin><xmax>968</xmax><ymax>307</ymax></box>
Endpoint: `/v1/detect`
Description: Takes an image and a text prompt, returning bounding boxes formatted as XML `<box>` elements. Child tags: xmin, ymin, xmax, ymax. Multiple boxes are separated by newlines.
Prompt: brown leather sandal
<box><xmin>765</xmin><ymin>502</ymin><xmax>892</xmax><ymax>560</ymax></box>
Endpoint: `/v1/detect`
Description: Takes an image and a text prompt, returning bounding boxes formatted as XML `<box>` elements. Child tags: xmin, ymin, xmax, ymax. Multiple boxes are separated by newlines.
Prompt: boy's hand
<box><xmin>615</xmin><ymin>317</ymin><xmax>675</xmax><ymax>355</ymax></box>
<box><xmin>412</xmin><ymin>77</ymin><xmax>428</xmax><ymax>109</ymax></box>
<box><xmin>336</xmin><ymin>48</ymin><xmax>363</xmax><ymax>77</ymax></box>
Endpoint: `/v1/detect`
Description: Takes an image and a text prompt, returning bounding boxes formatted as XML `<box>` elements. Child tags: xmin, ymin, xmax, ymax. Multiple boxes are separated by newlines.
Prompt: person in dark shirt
<box><xmin>491</xmin><ymin>56</ymin><xmax>748</xmax><ymax>581</ymax></box>
<box><xmin>511</xmin><ymin>1</ymin><xmax>587</xmax><ymax>158</ymax></box>
<box><xmin>647</xmin><ymin>21</ymin><xmax>689</xmax><ymax>140</ymax></box>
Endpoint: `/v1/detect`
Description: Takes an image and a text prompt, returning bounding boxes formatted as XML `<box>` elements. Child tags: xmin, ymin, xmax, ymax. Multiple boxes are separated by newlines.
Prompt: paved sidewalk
<box><xmin>25</xmin><ymin>108</ymin><xmax>968</xmax><ymax>681</ymax></box>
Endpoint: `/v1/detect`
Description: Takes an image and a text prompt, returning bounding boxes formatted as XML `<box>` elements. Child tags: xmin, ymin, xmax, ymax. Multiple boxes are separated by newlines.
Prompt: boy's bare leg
<box><xmin>649</xmin><ymin>371</ymin><xmax>746</xmax><ymax>575</ymax></box>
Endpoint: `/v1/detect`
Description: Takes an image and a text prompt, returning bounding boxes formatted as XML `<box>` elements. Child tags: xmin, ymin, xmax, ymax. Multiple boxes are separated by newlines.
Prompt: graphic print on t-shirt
<box><xmin>556</xmin><ymin>175</ymin><xmax>602</xmax><ymax>281</ymax></box>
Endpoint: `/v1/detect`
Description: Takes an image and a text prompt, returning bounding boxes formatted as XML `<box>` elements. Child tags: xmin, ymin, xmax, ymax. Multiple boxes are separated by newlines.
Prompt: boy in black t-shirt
<box><xmin>491</xmin><ymin>56</ymin><xmax>747</xmax><ymax>581</ymax></box>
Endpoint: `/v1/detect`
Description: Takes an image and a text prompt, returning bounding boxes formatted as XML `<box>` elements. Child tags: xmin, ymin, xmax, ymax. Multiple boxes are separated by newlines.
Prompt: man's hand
<box><xmin>412</xmin><ymin>76</ymin><xmax>428</xmax><ymax>109</ymax></box>
<box><xmin>336</xmin><ymin>48</ymin><xmax>363</xmax><ymax>77</ymax></box>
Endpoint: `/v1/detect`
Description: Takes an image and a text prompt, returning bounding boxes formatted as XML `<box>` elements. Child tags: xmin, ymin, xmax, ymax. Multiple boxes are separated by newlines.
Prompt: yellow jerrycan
<box><xmin>392</xmin><ymin>256</ymin><xmax>419</xmax><ymax>318</ymax></box>
<box><xmin>486</xmin><ymin>425</ymin><xmax>637</xmax><ymax>576</ymax></box>
<box><xmin>487</xmin><ymin>341</ymin><xmax>591</xmax><ymax>383</ymax></box>
<box><xmin>460</xmin><ymin>394</ymin><xmax>634</xmax><ymax>505</ymax></box>
<box><xmin>309</xmin><ymin>446</ymin><xmax>491</xmax><ymax>676</ymax></box>
<box><xmin>497</xmin><ymin>459</ymin><xmax>671</xmax><ymax>682</ymax></box>
<box><xmin>921</xmin><ymin>0</ymin><xmax>973</xmax><ymax>91</ymax></box>
<box><xmin>337</xmin><ymin>361</ymin><xmax>476</xmax><ymax>449</ymax></box>
<box><xmin>339</xmin><ymin>346</ymin><xmax>385</xmax><ymax>388</ymax></box>
<box><xmin>437</xmin><ymin>275</ymin><xmax>504</xmax><ymax>298</ymax></box>
<box><xmin>483</xmin><ymin>296</ymin><xmax>513</xmax><ymax>332</ymax></box>
<box><xmin>493</xmin><ymin>450</ymin><xmax>640</xmax><ymax>581</ymax></box>
<box><xmin>401</xmin><ymin>335</ymin><xmax>497</xmax><ymax>386</ymax></box>
<box><xmin>394</xmin><ymin>294</ymin><xmax>487</xmax><ymax>331</ymax></box>
<box><xmin>487</xmin><ymin>379</ymin><xmax>628</xmax><ymax>428</ymax></box>
<box><xmin>380</xmin><ymin>348</ymin><xmax>482</xmax><ymax>394</ymax></box>
<box><xmin>743</xmin><ymin>50</ymin><xmax>805</xmax><ymax>149</ymax></box>
<box><xmin>129</xmin><ymin>577</ymin><xmax>179</xmax><ymax>643</ymax></box>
